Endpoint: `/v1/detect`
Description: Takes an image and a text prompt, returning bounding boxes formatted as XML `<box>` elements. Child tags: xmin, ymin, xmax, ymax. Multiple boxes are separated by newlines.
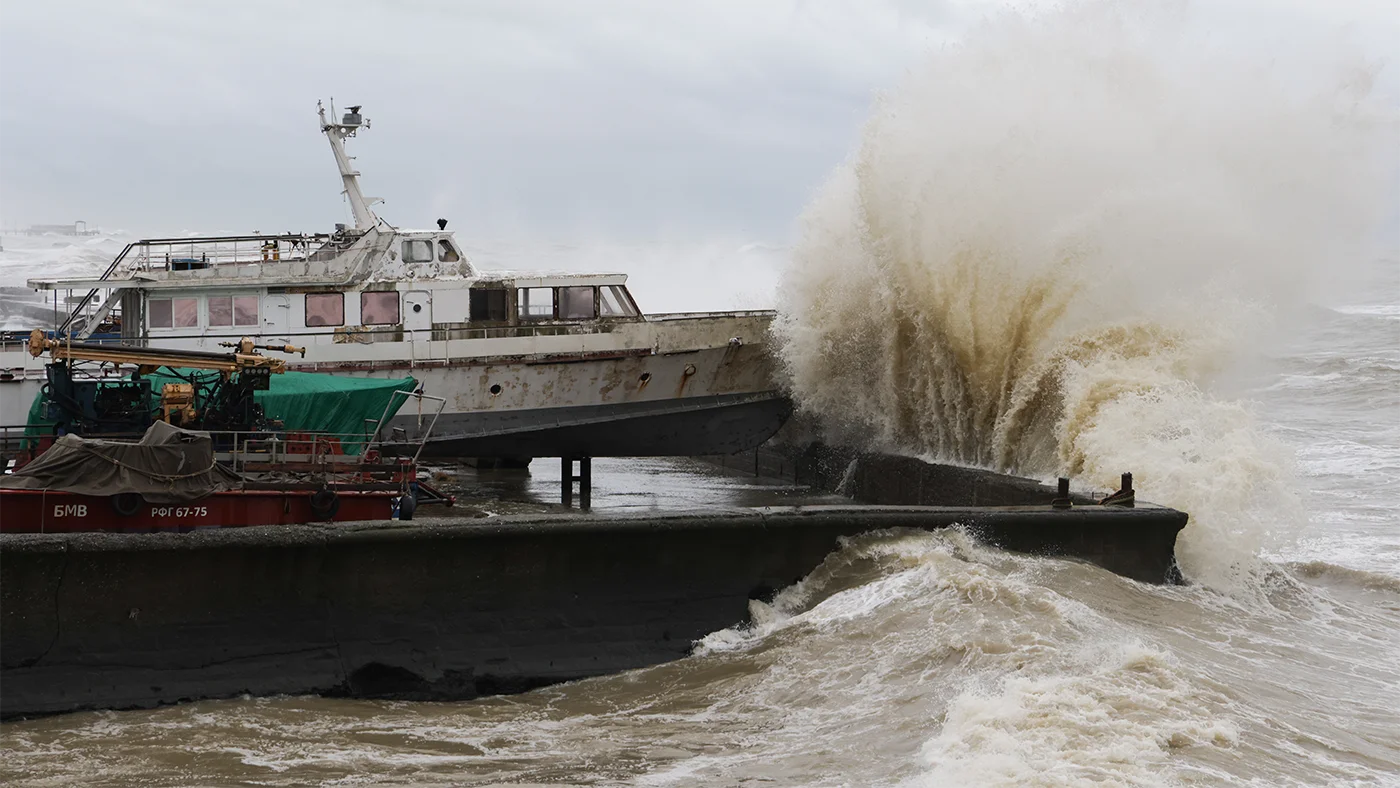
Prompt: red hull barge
<box><xmin>0</xmin><ymin>488</ymin><xmax>397</xmax><ymax>534</ymax></box>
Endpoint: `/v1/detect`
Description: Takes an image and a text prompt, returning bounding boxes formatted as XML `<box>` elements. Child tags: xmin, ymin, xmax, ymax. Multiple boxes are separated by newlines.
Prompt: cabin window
<box><xmin>600</xmin><ymin>285</ymin><xmax>638</xmax><ymax>317</ymax></box>
<box><xmin>559</xmin><ymin>286</ymin><xmax>597</xmax><ymax>320</ymax></box>
<box><xmin>234</xmin><ymin>295</ymin><xmax>259</xmax><ymax>326</ymax></box>
<box><xmin>360</xmin><ymin>291</ymin><xmax>400</xmax><ymax>325</ymax></box>
<box><xmin>402</xmin><ymin>240</ymin><xmax>434</xmax><ymax>263</ymax></box>
<box><xmin>437</xmin><ymin>239</ymin><xmax>461</xmax><ymax>262</ymax></box>
<box><xmin>469</xmin><ymin>288</ymin><xmax>508</xmax><ymax>322</ymax></box>
<box><xmin>149</xmin><ymin>297</ymin><xmax>199</xmax><ymax>329</ymax></box>
<box><xmin>305</xmin><ymin>293</ymin><xmax>344</xmax><ymax>327</ymax></box>
<box><xmin>208</xmin><ymin>295</ymin><xmax>259</xmax><ymax>327</ymax></box>
<box><xmin>517</xmin><ymin>288</ymin><xmax>555</xmax><ymax>320</ymax></box>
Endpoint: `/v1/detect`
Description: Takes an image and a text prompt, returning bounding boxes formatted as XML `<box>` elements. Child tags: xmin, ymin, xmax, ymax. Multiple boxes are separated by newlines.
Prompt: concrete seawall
<box><xmin>1</xmin><ymin>503</ymin><xmax>1185</xmax><ymax>718</ymax></box>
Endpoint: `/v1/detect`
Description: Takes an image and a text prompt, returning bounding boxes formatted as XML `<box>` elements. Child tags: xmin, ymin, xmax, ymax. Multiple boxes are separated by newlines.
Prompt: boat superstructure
<box><xmin>0</xmin><ymin>102</ymin><xmax>789</xmax><ymax>459</ymax></box>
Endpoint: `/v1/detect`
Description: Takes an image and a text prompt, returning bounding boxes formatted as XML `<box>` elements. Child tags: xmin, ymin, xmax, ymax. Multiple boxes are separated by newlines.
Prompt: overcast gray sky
<box><xmin>0</xmin><ymin>0</ymin><xmax>973</xmax><ymax>239</ymax></box>
<box><xmin>1</xmin><ymin>0</ymin><xmax>1394</xmax><ymax>243</ymax></box>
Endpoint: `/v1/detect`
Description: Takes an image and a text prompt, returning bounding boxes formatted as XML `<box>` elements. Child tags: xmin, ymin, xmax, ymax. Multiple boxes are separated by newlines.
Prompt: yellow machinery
<box><xmin>27</xmin><ymin>330</ymin><xmax>305</xmax><ymax>432</ymax></box>
<box><xmin>28</xmin><ymin>330</ymin><xmax>303</xmax><ymax>376</ymax></box>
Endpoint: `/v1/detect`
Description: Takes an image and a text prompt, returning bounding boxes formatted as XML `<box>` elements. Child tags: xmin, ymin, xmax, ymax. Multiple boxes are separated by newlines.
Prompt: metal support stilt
<box><xmin>561</xmin><ymin>456</ymin><xmax>573</xmax><ymax>507</ymax></box>
<box><xmin>561</xmin><ymin>456</ymin><xmax>592</xmax><ymax>510</ymax></box>
<box><xmin>579</xmin><ymin>457</ymin><xmax>591</xmax><ymax>511</ymax></box>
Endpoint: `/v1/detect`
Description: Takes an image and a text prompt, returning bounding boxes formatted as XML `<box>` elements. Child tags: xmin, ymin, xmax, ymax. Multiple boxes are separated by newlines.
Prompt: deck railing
<box><xmin>53</xmin><ymin>233</ymin><xmax>351</xmax><ymax>336</ymax></box>
<box><xmin>123</xmin><ymin>233</ymin><xmax>346</xmax><ymax>273</ymax></box>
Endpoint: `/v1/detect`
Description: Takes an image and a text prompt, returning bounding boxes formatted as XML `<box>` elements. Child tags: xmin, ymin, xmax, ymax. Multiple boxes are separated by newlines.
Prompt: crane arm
<box><xmin>27</xmin><ymin>330</ymin><xmax>302</xmax><ymax>374</ymax></box>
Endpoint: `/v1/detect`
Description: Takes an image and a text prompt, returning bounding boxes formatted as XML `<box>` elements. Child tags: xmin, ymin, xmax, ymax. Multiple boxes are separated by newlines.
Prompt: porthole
<box><xmin>489</xmin><ymin>384</ymin><xmax>502</xmax><ymax>396</ymax></box>
<box><xmin>639</xmin><ymin>372</ymin><xmax>651</xmax><ymax>383</ymax></box>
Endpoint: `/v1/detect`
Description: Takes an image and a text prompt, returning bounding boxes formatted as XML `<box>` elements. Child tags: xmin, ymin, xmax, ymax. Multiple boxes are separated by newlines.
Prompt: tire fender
<box><xmin>309</xmin><ymin>489</ymin><xmax>340</xmax><ymax>521</ymax></box>
<box><xmin>111</xmin><ymin>492</ymin><xmax>142</xmax><ymax>517</ymax></box>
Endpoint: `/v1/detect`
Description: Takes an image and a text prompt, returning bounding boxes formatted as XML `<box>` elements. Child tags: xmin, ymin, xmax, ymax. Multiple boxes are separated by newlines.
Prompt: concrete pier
<box><xmin>0</xmin><ymin>496</ymin><xmax>1185</xmax><ymax>719</ymax></box>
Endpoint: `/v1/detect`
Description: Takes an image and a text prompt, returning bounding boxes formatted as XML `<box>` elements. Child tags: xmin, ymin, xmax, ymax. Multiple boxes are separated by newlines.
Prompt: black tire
<box><xmin>111</xmin><ymin>492</ymin><xmax>142</xmax><ymax>517</ymax></box>
<box><xmin>309</xmin><ymin>489</ymin><xmax>340</xmax><ymax>521</ymax></box>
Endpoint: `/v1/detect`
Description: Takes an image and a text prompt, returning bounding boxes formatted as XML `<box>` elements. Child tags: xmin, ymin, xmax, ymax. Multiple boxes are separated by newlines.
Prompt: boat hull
<box><xmin>0</xmin><ymin>489</ymin><xmax>397</xmax><ymax>534</ymax></box>
<box><xmin>311</xmin><ymin>323</ymin><xmax>791</xmax><ymax>458</ymax></box>
<box><xmin>389</xmin><ymin>391</ymin><xmax>791</xmax><ymax>459</ymax></box>
<box><xmin>2</xmin><ymin>315</ymin><xmax>792</xmax><ymax>459</ymax></box>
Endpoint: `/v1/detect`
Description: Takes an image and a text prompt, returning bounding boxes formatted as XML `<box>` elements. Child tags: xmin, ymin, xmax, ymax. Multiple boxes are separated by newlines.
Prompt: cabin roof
<box><xmin>28</xmin><ymin>269</ymin><xmax>632</xmax><ymax>292</ymax></box>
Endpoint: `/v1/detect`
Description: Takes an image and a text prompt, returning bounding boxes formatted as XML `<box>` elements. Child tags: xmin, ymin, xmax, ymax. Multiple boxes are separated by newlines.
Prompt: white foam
<box><xmin>910</xmin><ymin>644</ymin><xmax>1236</xmax><ymax>788</ymax></box>
<box><xmin>773</xmin><ymin>0</ymin><xmax>1396</xmax><ymax>590</ymax></box>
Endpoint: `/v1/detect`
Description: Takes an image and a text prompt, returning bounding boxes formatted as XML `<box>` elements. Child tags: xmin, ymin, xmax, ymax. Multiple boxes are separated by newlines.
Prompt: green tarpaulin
<box><xmin>25</xmin><ymin>369</ymin><xmax>417</xmax><ymax>451</ymax></box>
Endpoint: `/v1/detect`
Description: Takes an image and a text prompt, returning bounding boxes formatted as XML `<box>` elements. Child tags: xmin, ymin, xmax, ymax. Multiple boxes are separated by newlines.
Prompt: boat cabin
<box><xmin>19</xmin><ymin>101</ymin><xmax>644</xmax><ymax>352</ymax></box>
<box><xmin>26</xmin><ymin>227</ymin><xmax>644</xmax><ymax>350</ymax></box>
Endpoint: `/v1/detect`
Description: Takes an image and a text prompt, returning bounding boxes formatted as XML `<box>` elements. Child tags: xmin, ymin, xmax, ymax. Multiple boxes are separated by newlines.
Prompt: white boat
<box><xmin>0</xmin><ymin>103</ymin><xmax>789</xmax><ymax>460</ymax></box>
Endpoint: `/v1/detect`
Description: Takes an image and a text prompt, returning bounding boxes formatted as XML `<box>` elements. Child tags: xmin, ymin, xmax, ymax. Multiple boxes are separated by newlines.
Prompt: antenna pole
<box><xmin>317</xmin><ymin>100</ymin><xmax>379</xmax><ymax>230</ymax></box>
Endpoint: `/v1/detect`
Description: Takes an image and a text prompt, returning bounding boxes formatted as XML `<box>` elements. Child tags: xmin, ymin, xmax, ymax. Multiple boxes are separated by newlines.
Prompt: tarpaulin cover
<box><xmin>25</xmin><ymin>370</ymin><xmax>417</xmax><ymax>452</ymax></box>
<box><xmin>0</xmin><ymin>421</ymin><xmax>242</xmax><ymax>502</ymax></box>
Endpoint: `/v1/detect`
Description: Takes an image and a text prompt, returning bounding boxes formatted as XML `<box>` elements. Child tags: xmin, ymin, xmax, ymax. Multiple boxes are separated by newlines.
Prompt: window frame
<box><xmin>206</xmin><ymin>294</ymin><xmax>260</xmax><ymax>328</ymax></box>
<box><xmin>359</xmin><ymin>291</ymin><xmax>402</xmax><ymax>326</ymax></box>
<box><xmin>437</xmin><ymin>239</ymin><xmax>461</xmax><ymax>262</ymax></box>
<box><xmin>402</xmin><ymin>239</ymin><xmax>434</xmax><ymax>263</ymax></box>
<box><xmin>305</xmin><ymin>292</ymin><xmax>345</xmax><ymax>327</ymax></box>
<box><xmin>558</xmin><ymin>286</ymin><xmax>597</xmax><ymax>320</ymax></box>
<box><xmin>516</xmin><ymin>287</ymin><xmax>556</xmax><ymax>321</ymax></box>
<box><xmin>233</xmin><ymin>295</ymin><xmax>259</xmax><ymax>327</ymax></box>
<box><xmin>469</xmin><ymin>287</ymin><xmax>509</xmax><ymax>323</ymax></box>
<box><xmin>208</xmin><ymin>295</ymin><xmax>234</xmax><ymax>327</ymax></box>
<box><xmin>599</xmin><ymin>285</ymin><xmax>639</xmax><ymax>318</ymax></box>
<box><xmin>148</xmin><ymin>296</ymin><xmax>200</xmax><ymax>329</ymax></box>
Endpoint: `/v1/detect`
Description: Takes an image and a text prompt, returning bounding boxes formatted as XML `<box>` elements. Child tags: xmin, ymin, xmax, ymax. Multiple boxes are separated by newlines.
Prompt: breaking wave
<box><xmin>693</xmin><ymin>530</ymin><xmax>1238</xmax><ymax>787</ymax></box>
<box><xmin>774</xmin><ymin>0</ymin><xmax>1397</xmax><ymax>587</ymax></box>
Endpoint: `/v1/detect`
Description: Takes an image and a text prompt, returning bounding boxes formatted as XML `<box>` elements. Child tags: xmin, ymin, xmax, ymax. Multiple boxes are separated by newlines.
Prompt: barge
<box><xmin>0</xmin><ymin>331</ymin><xmax>446</xmax><ymax>533</ymax></box>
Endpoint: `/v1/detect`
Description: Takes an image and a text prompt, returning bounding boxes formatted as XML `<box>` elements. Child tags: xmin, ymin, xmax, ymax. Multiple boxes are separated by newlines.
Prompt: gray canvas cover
<box><xmin>0</xmin><ymin>422</ymin><xmax>242</xmax><ymax>503</ymax></box>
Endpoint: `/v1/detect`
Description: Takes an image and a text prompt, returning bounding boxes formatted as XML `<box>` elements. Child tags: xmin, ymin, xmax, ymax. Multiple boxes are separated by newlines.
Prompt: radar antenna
<box><xmin>318</xmin><ymin>99</ymin><xmax>383</xmax><ymax>230</ymax></box>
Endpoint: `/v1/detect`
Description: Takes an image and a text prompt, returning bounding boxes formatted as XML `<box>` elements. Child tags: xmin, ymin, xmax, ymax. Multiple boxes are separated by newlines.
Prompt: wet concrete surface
<box><xmin>422</xmin><ymin>456</ymin><xmax>851</xmax><ymax>517</ymax></box>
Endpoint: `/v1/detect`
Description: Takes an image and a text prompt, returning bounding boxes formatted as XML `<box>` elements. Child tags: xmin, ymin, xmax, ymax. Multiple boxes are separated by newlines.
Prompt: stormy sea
<box><xmin>2</xmin><ymin>2</ymin><xmax>1398</xmax><ymax>786</ymax></box>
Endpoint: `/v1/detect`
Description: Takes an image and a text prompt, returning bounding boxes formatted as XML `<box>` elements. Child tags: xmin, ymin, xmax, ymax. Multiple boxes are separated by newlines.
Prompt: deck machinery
<box><xmin>5</xmin><ymin>331</ymin><xmax>452</xmax><ymax>526</ymax></box>
<box><xmin>26</xmin><ymin>330</ymin><xmax>305</xmax><ymax>437</ymax></box>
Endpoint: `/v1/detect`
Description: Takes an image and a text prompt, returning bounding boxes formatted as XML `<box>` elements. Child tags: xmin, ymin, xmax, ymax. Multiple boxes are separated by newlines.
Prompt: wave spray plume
<box><xmin>775</xmin><ymin>1</ymin><xmax>1397</xmax><ymax>586</ymax></box>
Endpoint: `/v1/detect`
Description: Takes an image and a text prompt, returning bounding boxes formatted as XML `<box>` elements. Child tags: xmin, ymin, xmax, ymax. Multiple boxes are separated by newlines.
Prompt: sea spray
<box><xmin>774</xmin><ymin>0</ymin><xmax>1396</xmax><ymax>587</ymax></box>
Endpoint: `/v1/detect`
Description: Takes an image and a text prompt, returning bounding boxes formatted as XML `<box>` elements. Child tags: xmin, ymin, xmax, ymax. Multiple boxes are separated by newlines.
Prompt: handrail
<box><xmin>365</xmin><ymin>388</ymin><xmax>446</xmax><ymax>463</ymax></box>
<box><xmin>0</xmin><ymin>425</ymin><xmax>416</xmax><ymax>460</ymax></box>
<box><xmin>47</xmin><ymin>233</ymin><xmax>359</xmax><ymax>337</ymax></box>
<box><xmin>2</xmin><ymin>322</ymin><xmax>626</xmax><ymax>350</ymax></box>
<box><xmin>644</xmin><ymin>309</ymin><xmax>777</xmax><ymax>320</ymax></box>
<box><xmin>0</xmin><ymin>321</ymin><xmax>652</xmax><ymax>355</ymax></box>
<box><xmin>56</xmin><ymin>241</ymin><xmax>136</xmax><ymax>334</ymax></box>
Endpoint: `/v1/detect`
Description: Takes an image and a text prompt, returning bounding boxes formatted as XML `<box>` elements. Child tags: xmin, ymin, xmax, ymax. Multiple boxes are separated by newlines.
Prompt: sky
<box><xmin>0</xmin><ymin>0</ymin><xmax>972</xmax><ymax>241</ymax></box>
<box><xmin>1</xmin><ymin>0</ymin><xmax>1395</xmax><ymax>246</ymax></box>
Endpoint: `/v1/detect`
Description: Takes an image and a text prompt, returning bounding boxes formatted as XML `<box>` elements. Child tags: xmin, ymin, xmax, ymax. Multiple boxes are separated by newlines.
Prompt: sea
<box><xmin>2</xmin><ymin>2</ymin><xmax>1399</xmax><ymax>786</ymax></box>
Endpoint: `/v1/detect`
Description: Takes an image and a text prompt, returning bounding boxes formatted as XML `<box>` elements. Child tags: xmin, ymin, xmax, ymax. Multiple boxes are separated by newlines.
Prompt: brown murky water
<box><xmin>2</xmin><ymin>526</ymin><xmax>1398</xmax><ymax>787</ymax></box>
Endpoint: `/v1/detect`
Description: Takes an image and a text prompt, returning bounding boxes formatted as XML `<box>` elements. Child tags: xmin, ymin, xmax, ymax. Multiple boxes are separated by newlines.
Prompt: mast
<box><xmin>318</xmin><ymin>100</ymin><xmax>381</xmax><ymax>230</ymax></box>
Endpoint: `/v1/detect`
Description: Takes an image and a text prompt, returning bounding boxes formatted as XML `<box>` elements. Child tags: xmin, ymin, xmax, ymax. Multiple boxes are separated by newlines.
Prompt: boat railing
<box><xmin>1</xmin><ymin>392</ymin><xmax>444</xmax><ymax>481</ymax></box>
<box><xmin>121</xmin><ymin>233</ymin><xmax>342</xmax><ymax>275</ymax></box>
<box><xmin>214</xmin><ymin>390</ymin><xmax>444</xmax><ymax>471</ymax></box>
<box><xmin>4</xmin><ymin>322</ymin><xmax>629</xmax><ymax>349</ymax></box>
<box><xmin>644</xmin><ymin>309</ymin><xmax>778</xmax><ymax>321</ymax></box>
<box><xmin>218</xmin><ymin>430</ymin><xmax>403</xmax><ymax>478</ymax></box>
<box><xmin>54</xmin><ymin>233</ymin><xmax>346</xmax><ymax>337</ymax></box>
<box><xmin>0</xmin><ymin>424</ymin><xmax>40</xmax><ymax>460</ymax></box>
<box><xmin>57</xmin><ymin>240</ymin><xmax>138</xmax><ymax>334</ymax></box>
<box><xmin>364</xmin><ymin>388</ymin><xmax>446</xmax><ymax>464</ymax></box>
